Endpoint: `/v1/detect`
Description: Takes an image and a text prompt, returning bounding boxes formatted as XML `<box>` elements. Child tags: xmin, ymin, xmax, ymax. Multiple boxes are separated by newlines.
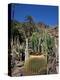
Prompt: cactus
<box><xmin>24</xmin><ymin>55</ymin><xmax>47</xmax><ymax>75</ymax></box>
<box><xmin>31</xmin><ymin>32</ymin><xmax>39</xmax><ymax>52</ymax></box>
<box><xmin>40</xmin><ymin>30</ymin><xmax>55</xmax><ymax>56</ymax></box>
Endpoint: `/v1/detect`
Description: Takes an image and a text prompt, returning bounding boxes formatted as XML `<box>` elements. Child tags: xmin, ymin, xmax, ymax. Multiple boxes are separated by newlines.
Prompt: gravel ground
<box><xmin>12</xmin><ymin>61</ymin><xmax>24</xmax><ymax>77</ymax></box>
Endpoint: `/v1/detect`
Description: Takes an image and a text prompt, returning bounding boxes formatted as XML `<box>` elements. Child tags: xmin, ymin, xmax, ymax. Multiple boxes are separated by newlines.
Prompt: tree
<box><xmin>22</xmin><ymin>15</ymin><xmax>35</xmax><ymax>61</ymax></box>
<box><xmin>23</xmin><ymin>15</ymin><xmax>35</xmax><ymax>37</ymax></box>
<box><xmin>25</xmin><ymin>15</ymin><xmax>34</xmax><ymax>24</ymax></box>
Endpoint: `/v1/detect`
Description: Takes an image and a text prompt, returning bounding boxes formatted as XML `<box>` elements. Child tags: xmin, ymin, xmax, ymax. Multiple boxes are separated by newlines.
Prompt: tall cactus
<box><xmin>31</xmin><ymin>32</ymin><xmax>39</xmax><ymax>52</ymax></box>
<box><xmin>31</xmin><ymin>29</ymin><xmax>55</xmax><ymax>56</ymax></box>
<box><xmin>40</xmin><ymin>29</ymin><xmax>55</xmax><ymax>56</ymax></box>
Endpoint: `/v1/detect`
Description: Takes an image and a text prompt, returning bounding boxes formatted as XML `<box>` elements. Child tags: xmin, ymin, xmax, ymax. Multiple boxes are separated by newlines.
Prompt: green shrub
<box><xmin>24</xmin><ymin>55</ymin><xmax>47</xmax><ymax>75</ymax></box>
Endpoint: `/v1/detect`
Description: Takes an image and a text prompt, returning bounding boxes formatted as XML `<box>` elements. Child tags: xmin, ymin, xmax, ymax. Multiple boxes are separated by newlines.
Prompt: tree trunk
<box><xmin>25</xmin><ymin>38</ymin><xmax>29</xmax><ymax>62</ymax></box>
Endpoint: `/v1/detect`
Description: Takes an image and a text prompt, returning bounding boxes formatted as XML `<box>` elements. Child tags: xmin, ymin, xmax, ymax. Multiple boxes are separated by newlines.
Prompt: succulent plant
<box><xmin>24</xmin><ymin>55</ymin><xmax>47</xmax><ymax>75</ymax></box>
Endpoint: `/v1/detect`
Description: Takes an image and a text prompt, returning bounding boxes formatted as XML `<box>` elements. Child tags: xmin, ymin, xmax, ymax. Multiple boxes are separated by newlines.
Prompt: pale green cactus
<box><xmin>31</xmin><ymin>29</ymin><xmax>55</xmax><ymax>55</ymax></box>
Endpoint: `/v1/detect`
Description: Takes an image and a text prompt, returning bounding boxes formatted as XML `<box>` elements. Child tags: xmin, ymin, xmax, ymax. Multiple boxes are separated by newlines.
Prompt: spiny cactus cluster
<box><xmin>31</xmin><ymin>29</ymin><xmax>55</xmax><ymax>55</ymax></box>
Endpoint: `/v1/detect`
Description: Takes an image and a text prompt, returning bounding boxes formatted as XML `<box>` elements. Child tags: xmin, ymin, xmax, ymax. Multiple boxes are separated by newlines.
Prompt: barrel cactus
<box><xmin>24</xmin><ymin>55</ymin><xmax>47</xmax><ymax>75</ymax></box>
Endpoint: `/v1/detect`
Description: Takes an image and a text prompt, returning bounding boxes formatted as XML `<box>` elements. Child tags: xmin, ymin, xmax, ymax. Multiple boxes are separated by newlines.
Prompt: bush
<box><xmin>24</xmin><ymin>55</ymin><xmax>47</xmax><ymax>75</ymax></box>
